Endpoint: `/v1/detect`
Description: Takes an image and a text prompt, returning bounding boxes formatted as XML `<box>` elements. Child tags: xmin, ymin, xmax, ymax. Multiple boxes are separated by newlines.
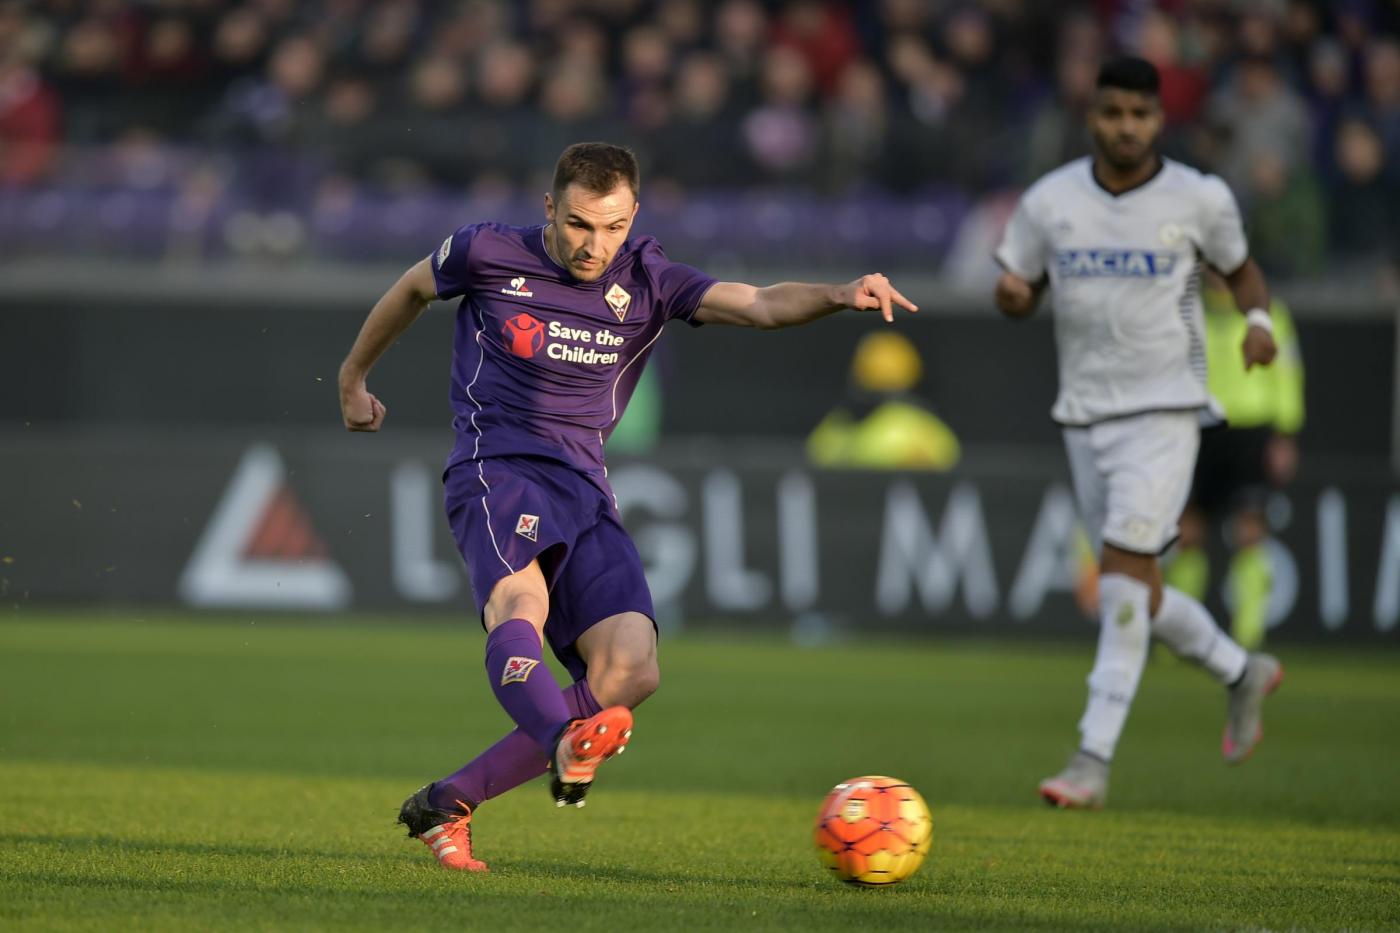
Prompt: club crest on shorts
<box><xmin>604</xmin><ymin>283</ymin><xmax>632</xmax><ymax>322</ymax></box>
<box><xmin>515</xmin><ymin>513</ymin><xmax>540</xmax><ymax>541</ymax></box>
<box><xmin>500</xmin><ymin>656</ymin><xmax>539</xmax><ymax>685</ymax></box>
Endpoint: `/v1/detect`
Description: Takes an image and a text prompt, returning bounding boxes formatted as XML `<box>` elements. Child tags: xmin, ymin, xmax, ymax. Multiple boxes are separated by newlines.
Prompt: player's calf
<box><xmin>549</xmin><ymin>705</ymin><xmax>633</xmax><ymax>808</ymax></box>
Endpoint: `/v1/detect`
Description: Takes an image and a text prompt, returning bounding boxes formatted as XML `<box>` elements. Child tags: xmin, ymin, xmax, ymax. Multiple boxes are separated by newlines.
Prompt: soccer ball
<box><xmin>813</xmin><ymin>775</ymin><xmax>933</xmax><ymax>886</ymax></box>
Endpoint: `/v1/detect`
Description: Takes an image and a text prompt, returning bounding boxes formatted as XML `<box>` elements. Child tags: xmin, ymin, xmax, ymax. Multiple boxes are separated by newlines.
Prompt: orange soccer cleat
<box><xmin>549</xmin><ymin>705</ymin><xmax>633</xmax><ymax>808</ymax></box>
<box><xmin>397</xmin><ymin>784</ymin><xmax>488</xmax><ymax>872</ymax></box>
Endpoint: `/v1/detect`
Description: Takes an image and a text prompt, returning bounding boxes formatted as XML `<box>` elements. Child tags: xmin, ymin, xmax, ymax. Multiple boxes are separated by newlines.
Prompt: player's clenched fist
<box><xmin>842</xmin><ymin>273</ymin><xmax>919</xmax><ymax>323</ymax></box>
<box><xmin>1241</xmin><ymin>325</ymin><xmax>1277</xmax><ymax>370</ymax></box>
<box><xmin>994</xmin><ymin>271</ymin><xmax>1039</xmax><ymax>318</ymax></box>
<box><xmin>341</xmin><ymin>381</ymin><xmax>387</xmax><ymax>432</ymax></box>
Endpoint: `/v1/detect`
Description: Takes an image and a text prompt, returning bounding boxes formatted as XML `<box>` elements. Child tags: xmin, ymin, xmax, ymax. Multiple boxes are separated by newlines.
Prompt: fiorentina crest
<box><xmin>501</xmin><ymin>656</ymin><xmax>540</xmax><ymax>685</ymax></box>
<box><xmin>604</xmin><ymin>283</ymin><xmax>631</xmax><ymax>322</ymax></box>
<box><xmin>515</xmin><ymin>513</ymin><xmax>540</xmax><ymax>541</ymax></box>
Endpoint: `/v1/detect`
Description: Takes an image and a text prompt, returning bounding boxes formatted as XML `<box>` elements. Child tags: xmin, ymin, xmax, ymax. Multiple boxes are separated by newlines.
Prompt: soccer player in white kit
<box><xmin>994</xmin><ymin>57</ymin><xmax>1284</xmax><ymax>809</ymax></box>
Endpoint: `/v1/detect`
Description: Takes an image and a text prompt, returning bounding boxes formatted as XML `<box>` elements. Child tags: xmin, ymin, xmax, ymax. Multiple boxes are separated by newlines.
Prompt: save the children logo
<box><xmin>502</xmin><ymin>313</ymin><xmax>546</xmax><ymax>358</ymax></box>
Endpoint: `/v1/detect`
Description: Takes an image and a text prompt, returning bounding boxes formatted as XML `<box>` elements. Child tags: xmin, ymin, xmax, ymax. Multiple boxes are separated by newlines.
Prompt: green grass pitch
<box><xmin>2</xmin><ymin>613</ymin><xmax>1398</xmax><ymax>931</ymax></box>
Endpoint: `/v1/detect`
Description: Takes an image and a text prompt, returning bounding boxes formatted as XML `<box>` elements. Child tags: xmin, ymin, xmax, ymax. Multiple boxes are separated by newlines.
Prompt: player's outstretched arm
<box><xmin>994</xmin><ymin>271</ymin><xmax>1045</xmax><ymax>318</ymax></box>
<box><xmin>1219</xmin><ymin>257</ymin><xmax>1278</xmax><ymax>370</ymax></box>
<box><xmin>338</xmin><ymin>258</ymin><xmax>438</xmax><ymax>432</ymax></box>
<box><xmin>692</xmin><ymin>274</ymin><xmax>918</xmax><ymax>329</ymax></box>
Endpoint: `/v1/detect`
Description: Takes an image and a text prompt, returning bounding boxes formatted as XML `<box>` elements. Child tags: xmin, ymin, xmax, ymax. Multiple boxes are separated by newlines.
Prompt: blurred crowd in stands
<box><xmin>0</xmin><ymin>0</ymin><xmax>1396</xmax><ymax>283</ymax></box>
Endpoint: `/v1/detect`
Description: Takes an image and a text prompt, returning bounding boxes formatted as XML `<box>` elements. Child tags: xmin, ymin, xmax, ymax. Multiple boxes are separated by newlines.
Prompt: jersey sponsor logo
<box><xmin>502</xmin><ymin>276</ymin><xmax>534</xmax><ymax>298</ymax></box>
<box><xmin>500</xmin><ymin>656</ymin><xmax>540</xmax><ymax>685</ymax></box>
<box><xmin>502</xmin><ymin>312</ymin><xmax>546</xmax><ymax>358</ymax></box>
<box><xmin>1056</xmin><ymin>249</ymin><xmax>1178</xmax><ymax>278</ymax></box>
<box><xmin>502</xmin><ymin>314</ymin><xmax>626</xmax><ymax>366</ymax></box>
<box><xmin>605</xmin><ymin>283</ymin><xmax>632</xmax><ymax>322</ymax></box>
<box><xmin>515</xmin><ymin>513</ymin><xmax>540</xmax><ymax>541</ymax></box>
<box><xmin>436</xmin><ymin>236</ymin><xmax>452</xmax><ymax>269</ymax></box>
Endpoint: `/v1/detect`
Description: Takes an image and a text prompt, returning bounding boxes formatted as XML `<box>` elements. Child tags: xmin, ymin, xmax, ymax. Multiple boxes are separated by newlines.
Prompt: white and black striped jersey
<box><xmin>995</xmin><ymin>156</ymin><xmax>1248</xmax><ymax>426</ymax></box>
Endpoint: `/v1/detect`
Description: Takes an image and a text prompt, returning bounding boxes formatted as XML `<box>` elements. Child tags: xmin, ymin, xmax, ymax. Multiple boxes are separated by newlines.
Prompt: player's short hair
<box><xmin>552</xmin><ymin>142</ymin><xmax>640</xmax><ymax>201</ymax></box>
<box><xmin>1096</xmin><ymin>56</ymin><xmax>1160</xmax><ymax>96</ymax></box>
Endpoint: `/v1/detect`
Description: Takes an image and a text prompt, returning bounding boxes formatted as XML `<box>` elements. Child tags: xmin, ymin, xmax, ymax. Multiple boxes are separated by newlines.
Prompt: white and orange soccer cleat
<box><xmin>397</xmin><ymin>784</ymin><xmax>488</xmax><ymax>872</ymax></box>
<box><xmin>549</xmin><ymin>705</ymin><xmax>633</xmax><ymax>808</ymax></box>
<box><xmin>1039</xmin><ymin>751</ymin><xmax>1110</xmax><ymax>810</ymax></box>
<box><xmin>1223</xmin><ymin>653</ymin><xmax>1284</xmax><ymax>765</ymax></box>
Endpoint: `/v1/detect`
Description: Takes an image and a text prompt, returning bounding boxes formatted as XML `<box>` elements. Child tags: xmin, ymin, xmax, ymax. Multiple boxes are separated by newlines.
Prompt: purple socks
<box><xmin>484</xmin><ymin>618</ymin><xmax>571</xmax><ymax>752</ymax></box>
<box><xmin>430</xmin><ymin>679</ymin><xmax>603</xmax><ymax>811</ymax></box>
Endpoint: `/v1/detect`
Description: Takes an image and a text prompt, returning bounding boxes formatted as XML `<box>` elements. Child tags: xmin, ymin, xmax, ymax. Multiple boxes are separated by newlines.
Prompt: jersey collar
<box><xmin>1088</xmin><ymin>156</ymin><xmax>1166</xmax><ymax>199</ymax></box>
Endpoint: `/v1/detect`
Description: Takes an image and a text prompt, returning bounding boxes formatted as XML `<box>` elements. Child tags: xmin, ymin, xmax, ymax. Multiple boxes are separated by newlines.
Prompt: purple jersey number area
<box><xmin>431</xmin><ymin>222</ymin><xmax>716</xmax><ymax>478</ymax></box>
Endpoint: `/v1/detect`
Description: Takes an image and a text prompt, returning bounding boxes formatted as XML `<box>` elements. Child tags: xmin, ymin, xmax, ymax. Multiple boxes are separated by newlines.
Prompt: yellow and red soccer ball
<box><xmin>813</xmin><ymin>775</ymin><xmax>933</xmax><ymax>886</ymax></box>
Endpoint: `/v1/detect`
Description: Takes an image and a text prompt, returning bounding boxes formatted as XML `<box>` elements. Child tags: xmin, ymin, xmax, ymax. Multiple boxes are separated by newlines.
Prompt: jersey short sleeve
<box><xmin>994</xmin><ymin>197</ymin><xmax>1050</xmax><ymax>282</ymax></box>
<box><xmin>641</xmin><ymin>242</ymin><xmax>718</xmax><ymax>327</ymax></box>
<box><xmin>1196</xmin><ymin>175</ymin><xmax>1249</xmax><ymax>275</ymax></box>
<box><xmin>429</xmin><ymin>224</ymin><xmax>482</xmax><ymax>301</ymax></box>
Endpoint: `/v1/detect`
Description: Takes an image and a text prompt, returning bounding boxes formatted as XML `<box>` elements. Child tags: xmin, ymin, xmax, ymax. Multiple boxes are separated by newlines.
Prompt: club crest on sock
<box><xmin>500</xmin><ymin>656</ymin><xmax>540</xmax><ymax>685</ymax></box>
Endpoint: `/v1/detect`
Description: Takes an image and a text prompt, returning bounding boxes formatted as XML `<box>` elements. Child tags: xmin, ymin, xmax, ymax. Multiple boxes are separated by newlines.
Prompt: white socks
<box><xmin>1150</xmin><ymin>585</ymin><xmax>1249</xmax><ymax>685</ymax></box>
<box><xmin>1078</xmin><ymin>573</ymin><xmax>1151</xmax><ymax>762</ymax></box>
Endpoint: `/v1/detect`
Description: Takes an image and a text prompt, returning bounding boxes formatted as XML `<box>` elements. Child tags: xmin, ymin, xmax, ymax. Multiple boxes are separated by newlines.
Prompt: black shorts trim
<box><xmin>1101</xmin><ymin>534</ymin><xmax>1180</xmax><ymax>559</ymax></box>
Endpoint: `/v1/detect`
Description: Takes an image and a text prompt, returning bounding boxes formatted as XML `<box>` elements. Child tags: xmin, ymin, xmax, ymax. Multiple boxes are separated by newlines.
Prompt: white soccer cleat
<box><xmin>1039</xmin><ymin>751</ymin><xmax>1110</xmax><ymax>810</ymax></box>
<box><xmin>1223</xmin><ymin>653</ymin><xmax>1283</xmax><ymax>765</ymax></box>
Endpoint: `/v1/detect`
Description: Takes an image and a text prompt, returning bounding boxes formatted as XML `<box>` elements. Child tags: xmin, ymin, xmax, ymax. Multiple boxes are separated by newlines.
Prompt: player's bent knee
<box><xmin>593</xmin><ymin>659</ymin><xmax>659</xmax><ymax>709</ymax></box>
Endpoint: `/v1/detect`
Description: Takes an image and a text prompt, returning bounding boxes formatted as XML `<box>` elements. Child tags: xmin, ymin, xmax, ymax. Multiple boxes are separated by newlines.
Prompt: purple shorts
<box><xmin>443</xmin><ymin>455</ymin><xmax>656</xmax><ymax>681</ymax></box>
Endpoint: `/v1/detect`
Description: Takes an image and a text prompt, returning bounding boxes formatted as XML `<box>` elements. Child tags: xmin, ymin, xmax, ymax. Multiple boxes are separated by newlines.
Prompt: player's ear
<box><xmin>544</xmin><ymin>191</ymin><xmax>556</xmax><ymax>223</ymax></box>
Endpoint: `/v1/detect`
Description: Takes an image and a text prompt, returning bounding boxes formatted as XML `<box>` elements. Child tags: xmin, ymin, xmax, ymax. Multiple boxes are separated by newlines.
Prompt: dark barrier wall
<box><xmin>3</xmin><ymin>430</ymin><xmax>1396</xmax><ymax>641</ymax></box>
<box><xmin>0</xmin><ymin>288</ymin><xmax>1394</xmax><ymax>456</ymax></box>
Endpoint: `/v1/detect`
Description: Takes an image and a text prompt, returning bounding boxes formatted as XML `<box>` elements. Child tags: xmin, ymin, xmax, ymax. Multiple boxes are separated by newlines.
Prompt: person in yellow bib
<box><xmin>1166</xmin><ymin>269</ymin><xmax>1305</xmax><ymax>649</ymax></box>
<box><xmin>807</xmin><ymin>330</ymin><xmax>961</xmax><ymax>471</ymax></box>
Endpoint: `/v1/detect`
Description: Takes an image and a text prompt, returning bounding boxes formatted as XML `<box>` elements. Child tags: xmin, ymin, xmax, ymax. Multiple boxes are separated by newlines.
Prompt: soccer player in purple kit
<box><xmin>337</xmin><ymin>143</ymin><xmax>917</xmax><ymax>872</ymax></box>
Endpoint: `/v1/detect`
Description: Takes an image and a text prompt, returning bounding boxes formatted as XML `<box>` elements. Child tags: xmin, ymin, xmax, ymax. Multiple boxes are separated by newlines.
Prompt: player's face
<box><xmin>544</xmin><ymin>183</ymin><xmax>639</xmax><ymax>282</ymax></box>
<box><xmin>1088</xmin><ymin>88</ymin><xmax>1163</xmax><ymax>170</ymax></box>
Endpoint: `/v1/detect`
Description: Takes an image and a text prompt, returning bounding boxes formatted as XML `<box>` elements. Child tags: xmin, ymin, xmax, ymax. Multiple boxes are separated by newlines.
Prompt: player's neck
<box><xmin>543</xmin><ymin>223</ymin><xmax>564</xmax><ymax>268</ymax></box>
<box><xmin>1091</xmin><ymin>154</ymin><xmax>1163</xmax><ymax>196</ymax></box>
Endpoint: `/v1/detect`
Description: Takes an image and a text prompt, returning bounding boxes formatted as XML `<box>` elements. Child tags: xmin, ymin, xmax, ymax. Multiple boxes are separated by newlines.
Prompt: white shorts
<box><xmin>1063</xmin><ymin>410</ymin><xmax>1200</xmax><ymax>557</ymax></box>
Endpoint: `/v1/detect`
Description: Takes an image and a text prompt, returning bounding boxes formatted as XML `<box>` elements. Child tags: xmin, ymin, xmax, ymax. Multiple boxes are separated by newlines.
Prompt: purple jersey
<box><xmin>430</xmin><ymin>222</ymin><xmax>716</xmax><ymax>477</ymax></box>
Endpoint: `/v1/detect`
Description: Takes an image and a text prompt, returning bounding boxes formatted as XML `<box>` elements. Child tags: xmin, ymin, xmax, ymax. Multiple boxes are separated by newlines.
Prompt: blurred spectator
<box><xmin>1364</xmin><ymin>39</ymin><xmax>1400</xmax><ymax>172</ymax></box>
<box><xmin>822</xmin><ymin>58</ymin><xmax>887</xmax><ymax>193</ymax></box>
<box><xmin>651</xmin><ymin>51</ymin><xmax>738</xmax><ymax>189</ymax></box>
<box><xmin>208</xmin><ymin>33</ymin><xmax>324</xmax><ymax>148</ymax></box>
<box><xmin>1243</xmin><ymin>151</ymin><xmax>1326</xmax><ymax>278</ymax></box>
<box><xmin>389</xmin><ymin>54</ymin><xmax>474</xmax><ymax>188</ymax></box>
<box><xmin>1205</xmin><ymin>56</ymin><xmax>1311</xmax><ymax>199</ymax></box>
<box><xmin>1326</xmin><ymin>118</ymin><xmax>1399</xmax><ymax>285</ymax></box>
<box><xmin>1134</xmin><ymin>10</ymin><xmax>1207</xmax><ymax>126</ymax></box>
<box><xmin>0</xmin><ymin>45</ymin><xmax>58</xmax><ymax>183</ymax></box>
<box><xmin>1023</xmin><ymin>17</ymin><xmax>1100</xmax><ymax>182</ymax></box>
<box><xmin>468</xmin><ymin>41</ymin><xmax>536</xmax><ymax>187</ymax></box>
<box><xmin>771</xmin><ymin>1</ymin><xmax>860</xmax><ymax>97</ymax></box>
<box><xmin>741</xmin><ymin>43</ymin><xmax>819</xmax><ymax>184</ymax></box>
